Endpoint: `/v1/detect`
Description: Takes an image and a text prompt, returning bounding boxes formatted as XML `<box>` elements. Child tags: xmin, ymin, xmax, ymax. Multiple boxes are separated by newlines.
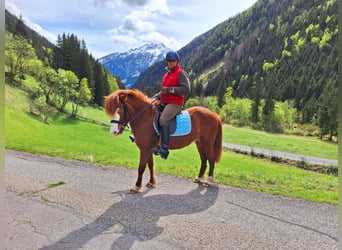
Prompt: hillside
<box><xmin>134</xmin><ymin>0</ymin><xmax>337</xmax><ymax>124</ymax></box>
<box><xmin>5</xmin><ymin>9</ymin><xmax>55</xmax><ymax>60</ymax></box>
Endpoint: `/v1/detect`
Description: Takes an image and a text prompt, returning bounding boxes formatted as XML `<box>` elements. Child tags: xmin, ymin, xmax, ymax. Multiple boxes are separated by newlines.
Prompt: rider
<box><xmin>151</xmin><ymin>51</ymin><xmax>190</xmax><ymax>159</ymax></box>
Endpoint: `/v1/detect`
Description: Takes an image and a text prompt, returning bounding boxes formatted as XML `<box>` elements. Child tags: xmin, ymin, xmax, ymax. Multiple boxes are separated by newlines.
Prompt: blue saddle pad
<box><xmin>171</xmin><ymin>110</ymin><xmax>191</xmax><ymax>136</ymax></box>
<box><xmin>153</xmin><ymin>110</ymin><xmax>191</xmax><ymax>136</ymax></box>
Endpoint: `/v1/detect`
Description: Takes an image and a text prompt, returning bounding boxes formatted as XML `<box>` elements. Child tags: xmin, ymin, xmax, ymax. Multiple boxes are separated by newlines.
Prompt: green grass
<box><xmin>156</xmin><ymin>145</ymin><xmax>337</xmax><ymax>204</ymax></box>
<box><xmin>77</xmin><ymin>105</ymin><xmax>109</xmax><ymax>124</ymax></box>
<box><xmin>5</xmin><ymin>83</ymin><xmax>338</xmax><ymax>204</ymax></box>
<box><xmin>222</xmin><ymin>125</ymin><xmax>337</xmax><ymax>160</ymax></box>
<box><xmin>47</xmin><ymin>181</ymin><xmax>66</xmax><ymax>188</ymax></box>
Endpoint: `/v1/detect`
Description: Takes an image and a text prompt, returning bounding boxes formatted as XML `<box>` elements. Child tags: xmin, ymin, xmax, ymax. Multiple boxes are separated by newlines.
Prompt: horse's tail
<box><xmin>214</xmin><ymin>116</ymin><xmax>223</xmax><ymax>163</ymax></box>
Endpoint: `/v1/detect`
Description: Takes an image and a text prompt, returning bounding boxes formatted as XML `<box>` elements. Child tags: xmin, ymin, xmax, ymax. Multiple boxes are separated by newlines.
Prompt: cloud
<box><xmin>122</xmin><ymin>0</ymin><xmax>149</xmax><ymax>7</ymax></box>
<box><xmin>144</xmin><ymin>0</ymin><xmax>169</xmax><ymax>15</ymax></box>
<box><xmin>107</xmin><ymin>29</ymin><xmax>137</xmax><ymax>44</ymax></box>
<box><xmin>93</xmin><ymin>0</ymin><xmax>120</xmax><ymax>8</ymax></box>
<box><xmin>93</xmin><ymin>0</ymin><xmax>150</xmax><ymax>8</ymax></box>
<box><xmin>122</xmin><ymin>15</ymin><xmax>155</xmax><ymax>33</ymax></box>
<box><xmin>5</xmin><ymin>0</ymin><xmax>258</xmax><ymax>58</ymax></box>
<box><xmin>139</xmin><ymin>32</ymin><xmax>181</xmax><ymax>50</ymax></box>
<box><xmin>111</xmin><ymin>35</ymin><xmax>137</xmax><ymax>45</ymax></box>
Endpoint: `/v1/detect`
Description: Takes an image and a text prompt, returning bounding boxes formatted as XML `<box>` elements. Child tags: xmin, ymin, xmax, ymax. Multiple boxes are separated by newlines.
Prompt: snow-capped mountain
<box><xmin>99</xmin><ymin>43</ymin><xmax>170</xmax><ymax>89</ymax></box>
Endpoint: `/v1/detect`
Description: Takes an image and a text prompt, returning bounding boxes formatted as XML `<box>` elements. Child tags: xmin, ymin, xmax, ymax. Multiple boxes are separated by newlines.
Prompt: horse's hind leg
<box><xmin>207</xmin><ymin>160</ymin><xmax>216</xmax><ymax>184</ymax></box>
<box><xmin>193</xmin><ymin>159</ymin><xmax>211</xmax><ymax>187</ymax></box>
<box><xmin>197</xmin><ymin>157</ymin><xmax>207</xmax><ymax>182</ymax></box>
<box><xmin>192</xmin><ymin>143</ymin><xmax>208</xmax><ymax>184</ymax></box>
<box><xmin>146</xmin><ymin>153</ymin><xmax>157</xmax><ymax>188</ymax></box>
<box><xmin>194</xmin><ymin>159</ymin><xmax>215</xmax><ymax>187</ymax></box>
<box><xmin>193</xmin><ymin>143</ymin><xmax>217</xmax><ymax>187</ymax></box>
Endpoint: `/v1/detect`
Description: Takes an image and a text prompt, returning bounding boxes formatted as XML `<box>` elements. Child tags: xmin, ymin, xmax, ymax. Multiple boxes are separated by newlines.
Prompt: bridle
<box><xmin>110</xmin><ymin>97</ymin><xmax>155</xmax><ymax>131</ymax></box>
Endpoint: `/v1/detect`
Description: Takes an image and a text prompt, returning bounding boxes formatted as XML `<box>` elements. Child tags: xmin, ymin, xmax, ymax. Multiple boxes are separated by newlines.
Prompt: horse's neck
<box><xmin>128</xmin><ymin>99</ymin><xmax>150</xmax><ymax>115</ymax></box>
<box><xmin>127</xmin><ymin>99</ymin><xmax>154</xmax><ymax>125</ymax></box>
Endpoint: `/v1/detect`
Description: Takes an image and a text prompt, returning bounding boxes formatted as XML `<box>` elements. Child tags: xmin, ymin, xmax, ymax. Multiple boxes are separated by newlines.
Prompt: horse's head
<box><xmin>104</xmin><ymin>89</ymin><xmax>152</xmax><ymax>136</ymax></box>
<box><xmin>104</xmin><ymin>90</ymin><xmax>129</xmax><ymax>135</ymax></box>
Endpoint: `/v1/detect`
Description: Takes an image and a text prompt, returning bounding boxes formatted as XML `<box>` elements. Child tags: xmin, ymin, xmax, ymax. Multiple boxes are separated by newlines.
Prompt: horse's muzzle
<box><xmin>111</xmin><ymin>127</ymin><xmax>124</xmax><ymax>136</ymax></box>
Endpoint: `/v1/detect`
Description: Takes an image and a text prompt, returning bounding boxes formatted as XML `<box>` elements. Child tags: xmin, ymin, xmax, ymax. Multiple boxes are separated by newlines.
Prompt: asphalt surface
<box><xmin>5</xmin><ymin>150</ymin><xmax>338</xmax><ymax>250</ymax></box>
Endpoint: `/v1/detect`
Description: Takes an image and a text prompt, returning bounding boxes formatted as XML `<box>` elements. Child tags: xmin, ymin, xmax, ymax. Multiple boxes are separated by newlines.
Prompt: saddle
<box><xmin>153</xmin><ymin>109</ymin><xmax>191</xmax><ymax>136</ymax></box>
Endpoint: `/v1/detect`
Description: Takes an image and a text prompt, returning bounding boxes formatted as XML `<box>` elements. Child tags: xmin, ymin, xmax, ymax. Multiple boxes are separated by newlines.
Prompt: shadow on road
<box><xmin>39</xmin><ymin>184</ymin><xmax>219</xmax><ymax>249</ymax></box>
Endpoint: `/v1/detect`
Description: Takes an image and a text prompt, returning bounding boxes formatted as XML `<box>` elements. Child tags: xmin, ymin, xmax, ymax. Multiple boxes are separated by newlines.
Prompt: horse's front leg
<box><xmin>146</xmin><ymin>152</ymin><xmax>157</xmax><ymax>188</ymax></box>
<box><xmin>129</xmin><ymin>151</ymin><xmax>148</xmax><ymax>194</ymax></box>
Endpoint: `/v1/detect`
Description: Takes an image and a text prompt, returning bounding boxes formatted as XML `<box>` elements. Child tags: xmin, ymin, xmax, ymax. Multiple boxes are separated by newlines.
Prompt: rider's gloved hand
<box><xmin>161</xmin><ymin>87</ymin><xmax>168</xmax><ymax>94</ymax></box>
<box><xmin>161</xmin><ymin>87</ymin><xmax>175</xmax><ymax>94</ymax></box>
<box><xmin>157</xmin><ymin>103</ymin><xmax>165</xmax><ymax>112</ymax></box>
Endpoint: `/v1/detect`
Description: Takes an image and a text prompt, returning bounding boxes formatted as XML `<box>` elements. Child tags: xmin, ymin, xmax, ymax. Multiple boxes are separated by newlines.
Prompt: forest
<box><xmin>135</xmin><ymin>0</ymin><xmax>338</xmax><ymax>140</ymax></box>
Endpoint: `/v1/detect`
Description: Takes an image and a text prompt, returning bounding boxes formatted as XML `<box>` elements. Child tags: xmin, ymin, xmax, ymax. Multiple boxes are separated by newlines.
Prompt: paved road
<box><xmin>5</xmin><ymin>150</ymin><xmax>337</xmax><ymax>250</ymax></box>
<box><xmin>223</xmin><ymin>143</ymin><xmax>338</xmax><ymax>167</ymax></box>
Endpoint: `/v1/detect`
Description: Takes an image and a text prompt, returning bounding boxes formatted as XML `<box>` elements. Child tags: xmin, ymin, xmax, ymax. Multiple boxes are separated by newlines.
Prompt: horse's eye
<box><xmin>117</xmin><ymin>109</ymin><xmax>120</xmax><ymax>114</ymax></box>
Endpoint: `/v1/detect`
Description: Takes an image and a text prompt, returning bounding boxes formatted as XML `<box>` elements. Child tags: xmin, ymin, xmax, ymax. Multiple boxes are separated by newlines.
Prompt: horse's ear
<box><xmin>118</xmin><ymin>92</ymin><xmax>128</xmax><ymax>101</ymax></box>
<box><xmin>104</xmin><ymin>94</ymin><xmax>117</xmax><ymax>115</ymax></box>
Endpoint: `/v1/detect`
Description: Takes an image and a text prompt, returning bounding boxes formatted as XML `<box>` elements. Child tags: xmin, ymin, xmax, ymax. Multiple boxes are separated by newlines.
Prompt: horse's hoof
<box><xmin>208</xmin><ymin>176</ymin><xmax>215</xmax><ymax>184</ymax></box>
<box><xmin>128</xmin><ymin>186</ymin><xmax>141</xmax><ymax>194</ymax></box>
<box><xmin>193</xmin><ymin>178</ymin><xmax>200</xmax><ymax>183</ymax></box>
<box><xmin>193</xmin><ymin>177</ymin><xmax>206</xmax><ymax>184</ymax></box>
<box><xmin>128</xmin><ymin>189</ymin><xmax>141</xmax><ymax>194</ymax></box>
<box><xmin>202</xmin><ymin>182</ymin><xmax>210</xmax><ymax>187</ymax></box>
<box><xmin>146</xmin><ymin>182</ymin><xmax>156</xmax><ymax>188</ymax></box>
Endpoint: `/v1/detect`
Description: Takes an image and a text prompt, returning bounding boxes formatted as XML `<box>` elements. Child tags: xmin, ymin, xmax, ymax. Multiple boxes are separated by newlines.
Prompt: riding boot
<box><xmin>151</xmin><ymin>123</ymin><xmax>170</xmax><ymax>159</ymax></box>
<box><xmin>159</xmin><ymin>123</ymin><xmax>170</xmax><ymax>159</ymax></box>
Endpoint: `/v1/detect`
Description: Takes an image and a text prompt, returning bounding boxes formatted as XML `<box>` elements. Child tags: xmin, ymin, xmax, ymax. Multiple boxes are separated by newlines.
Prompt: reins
<box><xmin>110</xmin><ymin>98</ymin><xmax>156</xmax><ymax>129</ymax></box>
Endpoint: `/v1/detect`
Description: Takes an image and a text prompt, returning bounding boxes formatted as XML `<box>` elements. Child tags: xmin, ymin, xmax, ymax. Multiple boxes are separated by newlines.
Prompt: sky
<box><xmin>5</xmin><ymin>0</ymin><xmax>258</xmax><ymax>59</ymax></box>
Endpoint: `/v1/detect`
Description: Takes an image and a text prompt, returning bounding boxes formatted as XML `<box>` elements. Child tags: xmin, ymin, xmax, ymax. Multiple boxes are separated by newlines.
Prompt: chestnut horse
<box><xmin>105</xmin><ymin>89</ymin><xmax>222</xmax><ymax>193</ymax></box>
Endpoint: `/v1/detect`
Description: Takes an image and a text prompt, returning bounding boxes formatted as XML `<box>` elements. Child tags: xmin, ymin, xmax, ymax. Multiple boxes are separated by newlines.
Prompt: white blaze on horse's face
<box><xmin>110</xmin><ymin>108</ymin><xmax>121</xmax><ymax>135</ymax></box>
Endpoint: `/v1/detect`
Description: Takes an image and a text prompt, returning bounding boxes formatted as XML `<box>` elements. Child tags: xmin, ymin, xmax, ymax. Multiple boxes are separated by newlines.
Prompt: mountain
<box><xmin>134</xmin><ymin>0</ymin><xmax>337</xmax><ymax>123</ymax></box>
<box><xmin>99</xmin><ymin>43</ymin><xmax>170</xmax><ymax>89</ymax></box>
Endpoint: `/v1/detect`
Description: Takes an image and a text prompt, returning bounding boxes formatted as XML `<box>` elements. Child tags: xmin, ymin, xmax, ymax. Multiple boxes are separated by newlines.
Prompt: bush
<box><xmin>185</xmin><ymin>98</ymin><xmax>200</xmax><ymax>108</ymax></box>
<box><xmin>30</xmin><ymin>95</ymin><xmax>55</xmax><ymax>123</ymax></box>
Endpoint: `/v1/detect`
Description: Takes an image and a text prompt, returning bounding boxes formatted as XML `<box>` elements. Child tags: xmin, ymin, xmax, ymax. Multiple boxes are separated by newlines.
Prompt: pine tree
<box><xmin>250</xmin><ymin>75</ymin><xmax>264</xmax><ymax>124</ymax></box>
<box><xmin>316</xmin><ymin>78</ymin><xmax>338</xmax><ymax>140</ymax></box>
<box><xmin>262</xmin><ymin>73</ymin><xmax>276</xmax><ymax>132</ymax></box>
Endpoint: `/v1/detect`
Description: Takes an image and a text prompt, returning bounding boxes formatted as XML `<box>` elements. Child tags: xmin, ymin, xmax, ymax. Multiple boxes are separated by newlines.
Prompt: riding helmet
<box><xmin>165</xmin><ymin>51</ymin><xmax>179</xmax><ymax>61</ymax></box>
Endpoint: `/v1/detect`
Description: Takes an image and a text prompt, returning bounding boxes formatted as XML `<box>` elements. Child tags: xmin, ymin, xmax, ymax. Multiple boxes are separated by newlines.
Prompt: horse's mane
<box><xmin>105</xmin><ymin>89</ymin><xmax>152</xmax><ymax>116</ymax></box>
<box><xmin>128</xmin><ymin>89</ymin><xmax>151</xmax><ymax>102</ymax></box>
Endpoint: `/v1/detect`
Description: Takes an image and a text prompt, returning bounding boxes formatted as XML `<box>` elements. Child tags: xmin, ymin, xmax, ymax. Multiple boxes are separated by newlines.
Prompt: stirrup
<box><xmin>160</xmin><ymin>147</ymin><xmax>169</xmax><ymax>159</ymax></box>
<box><xmin>151</xmin><ymin>146</ymin><xmax>161</xmax><ymax>155</ymax></box>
